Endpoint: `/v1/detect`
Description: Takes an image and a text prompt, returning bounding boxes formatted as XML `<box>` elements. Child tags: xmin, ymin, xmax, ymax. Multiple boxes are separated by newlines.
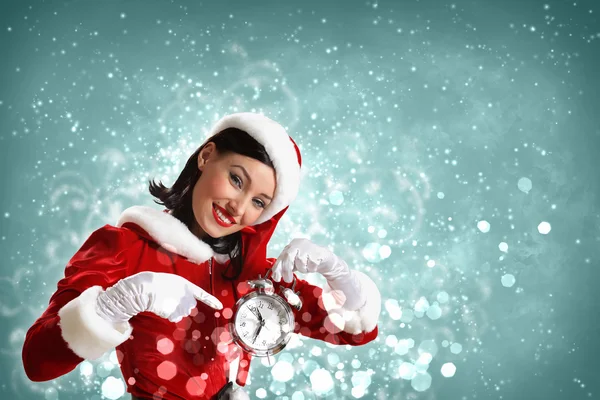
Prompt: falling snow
<box><xmin>2</xmin><ymin>0</ymin><xmax>598</xmax><ymax>399</ymax></box>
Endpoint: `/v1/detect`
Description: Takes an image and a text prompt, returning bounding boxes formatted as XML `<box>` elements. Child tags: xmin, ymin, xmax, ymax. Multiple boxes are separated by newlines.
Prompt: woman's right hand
<box><xmin>95</xmin><ymin>271</ymin><xmax>223</xmax><ymax>324</ymax></box>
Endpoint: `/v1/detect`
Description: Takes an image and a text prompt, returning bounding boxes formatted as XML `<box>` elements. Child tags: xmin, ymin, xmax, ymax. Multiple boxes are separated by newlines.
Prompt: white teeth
<box><xmin>215</xmin><ymin>207</ymin><xmax>232</xmax><ymax>224</ymax></box>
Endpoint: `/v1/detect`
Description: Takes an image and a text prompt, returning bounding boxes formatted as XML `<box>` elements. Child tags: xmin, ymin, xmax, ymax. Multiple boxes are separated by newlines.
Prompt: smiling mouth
<box><xmin>213</xmin><ymin>204</ymin><xmax>235</xmax><ymax>226</ymax></box>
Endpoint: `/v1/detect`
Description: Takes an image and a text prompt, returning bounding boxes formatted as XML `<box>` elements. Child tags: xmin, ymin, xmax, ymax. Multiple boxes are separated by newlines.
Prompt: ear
<box><xmin>198</xmin><ymin>142</ymin><xmax>217</xmax><ymax>170</ymax></box>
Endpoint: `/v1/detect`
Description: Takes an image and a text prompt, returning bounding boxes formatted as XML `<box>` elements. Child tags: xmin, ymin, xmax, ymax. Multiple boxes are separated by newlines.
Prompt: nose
<box><xmin>226</xmin><ymin>195</ymin><xmax>252</xmax><ymax>220</ymax></box>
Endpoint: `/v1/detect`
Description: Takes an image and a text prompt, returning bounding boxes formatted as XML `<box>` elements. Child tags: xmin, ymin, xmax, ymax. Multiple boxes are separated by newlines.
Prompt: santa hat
<box><xmin>205</xmin><ymin>112</ymin><xmax>302</xmax><ymax>227</ymax></box>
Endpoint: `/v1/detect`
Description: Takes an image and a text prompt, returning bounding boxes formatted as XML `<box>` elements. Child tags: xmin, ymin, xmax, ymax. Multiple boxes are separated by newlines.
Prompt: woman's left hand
<box><xmin>271</xmin><ymin>238</ymin><xmax>366</xmax><ymax>311</ymax></box>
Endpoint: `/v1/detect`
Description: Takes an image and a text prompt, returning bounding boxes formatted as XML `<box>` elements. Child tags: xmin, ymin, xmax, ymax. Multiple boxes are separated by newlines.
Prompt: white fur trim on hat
<box><xmin>116</xmin><ymin>205</ymin><xmax>223</xmax><ymax>264</ymax></box>
<box><xmin>322</xmin><ymin>271</ymin><xmax>381</xmax><ymax>335</ymax></box>
<box><xmin>58</xmin><ymin>286</ymin><xmax>133</xmax><ymax>360</ymax></box>
<box><xmin>206</xmin><ymin>113</ymin><xmax>301</xmax><ymax>225</ymax></box>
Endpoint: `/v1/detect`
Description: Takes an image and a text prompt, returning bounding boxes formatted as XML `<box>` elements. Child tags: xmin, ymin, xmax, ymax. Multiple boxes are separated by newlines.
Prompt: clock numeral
<box><xmin>258</xmin><ymin>301</ymin><xmax>264</xmax><ymax>309</ymax></box>
<box><xmin>241</xmin><ymin>313</ymin><xmax>247</xmax><ymax>319</ymax></box>
<box><xmin>262</xmin><ymin>340</ymin><xmax>266</xmax><ymax>345</ymax></box>
<box><xmin>280</xmin><ymin>318</ymin><xmax>288</xmax><ymax>325</ymax></box>
<box><xmin>267</xmin><ymin>303</ymin><xmax>274</xmax><ymax>310</ymax></box>
<box><xmin>240</xmin><ymin>322</ymin><xmax>246</xmax><ymax>327</ymax></box>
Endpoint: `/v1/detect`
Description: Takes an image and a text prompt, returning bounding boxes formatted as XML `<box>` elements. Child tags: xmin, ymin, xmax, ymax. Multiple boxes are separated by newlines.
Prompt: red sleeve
<box><xmin>22</xmin><ymin>225</ymin><xmax>138</xmax><ymax>382</ymax></box>
<box><xmin>265</xmin><ymin>258</ymin><xmax>379</xmax><ymax>346</ymax></box>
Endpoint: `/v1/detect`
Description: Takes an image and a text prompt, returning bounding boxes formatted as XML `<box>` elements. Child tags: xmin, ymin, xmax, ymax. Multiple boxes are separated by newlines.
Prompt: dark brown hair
<box><xmin>148</xmin><ymin>127</ymin><xmax>275</xmax><ymax>280</ymax></box>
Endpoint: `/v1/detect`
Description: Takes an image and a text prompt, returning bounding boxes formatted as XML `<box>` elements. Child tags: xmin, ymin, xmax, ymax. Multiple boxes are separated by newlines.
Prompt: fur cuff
<box><xmin>322</xmin><ymin>271</ymin><xmax>381</xmax><ymax>335</ymax></box>
<box><xmin>58</xmin><ymin>286</ymin><xmax>133</xmax><ymax>360</ymax></box>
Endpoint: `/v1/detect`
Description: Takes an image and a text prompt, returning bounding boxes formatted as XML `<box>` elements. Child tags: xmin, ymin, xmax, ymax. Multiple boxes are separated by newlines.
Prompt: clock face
<box><xmin>233</xmin><ymin>293</ymin><xmax>295</xmax><ymax>355</ymax></box>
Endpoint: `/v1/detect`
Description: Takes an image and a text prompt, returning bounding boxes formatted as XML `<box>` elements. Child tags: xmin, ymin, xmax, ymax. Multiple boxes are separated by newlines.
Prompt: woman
<box><xmin>22</xmin><ymin>113</ymin><xmax>381</xmax><ymax>399</ymax></box>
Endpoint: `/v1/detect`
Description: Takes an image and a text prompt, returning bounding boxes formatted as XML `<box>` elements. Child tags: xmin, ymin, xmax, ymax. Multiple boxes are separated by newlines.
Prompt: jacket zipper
<box><xmin>211</xmin><ymin>258</ymin><xmax>237</xmax><ymax>384</ymax></box>
<box><xmin>209</xmin><ymin>258</ymin><xmax>213</xmax><ymax>294</ymax></box>
<box><xmin>209</xmin><ymin>257</ymin><xmax>225</xmax><ymax>379</ymax></box>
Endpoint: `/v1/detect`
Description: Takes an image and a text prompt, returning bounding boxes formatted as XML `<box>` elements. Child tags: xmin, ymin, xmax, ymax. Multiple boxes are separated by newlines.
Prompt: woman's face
<box><xmin>191</xmin><ymin>142</ymin><xmax>276</xmax><ymax>239</ymax></box>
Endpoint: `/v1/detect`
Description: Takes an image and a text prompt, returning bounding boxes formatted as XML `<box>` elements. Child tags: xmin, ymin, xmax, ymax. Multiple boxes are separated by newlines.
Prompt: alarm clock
<box><xmin>231</xmin><ymin>269</ymin><xmax>303</xmax><ymax>357</ymax></box>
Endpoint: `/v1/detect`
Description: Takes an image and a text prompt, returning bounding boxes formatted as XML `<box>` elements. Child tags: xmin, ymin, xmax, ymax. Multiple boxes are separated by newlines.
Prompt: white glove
<box><xmin>95</xmin><ymin>271</ymin><xmax>223</xmax><ymax>324</ymax></box>
<box><xmin>271</xmin><ymin>238</ymin><xmax>367</xmax><ymax>311</ymax></box>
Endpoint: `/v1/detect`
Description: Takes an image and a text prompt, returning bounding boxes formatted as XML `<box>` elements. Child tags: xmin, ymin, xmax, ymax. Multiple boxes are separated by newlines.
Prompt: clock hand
<box><xmin>249</xmin><ymin>306</ymin><xmax>261</xmax><ymax>321</ymax></box>
<box><xmin>252</xmin><ymin>324</ymin><xmax>263</xmax><ymax>344</ymax></box>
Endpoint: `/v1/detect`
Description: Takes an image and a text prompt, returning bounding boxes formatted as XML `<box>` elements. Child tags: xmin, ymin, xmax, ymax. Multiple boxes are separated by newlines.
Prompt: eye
<box><xmin>253</xmin><ymin>199</ymin><xmax>266</xmax><ymax>209</ymax></box>
<box><xmin>230</xmin><ymin>172</ymin><xmax>242</xmax><ymax>188</ymax></box>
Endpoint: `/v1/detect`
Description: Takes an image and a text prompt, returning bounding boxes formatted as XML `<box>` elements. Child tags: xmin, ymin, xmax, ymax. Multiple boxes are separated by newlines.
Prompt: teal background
<box><xmin>1</xmin><ymin>0</ymin><xmax>599</xmax><ymax>399</ymax></box>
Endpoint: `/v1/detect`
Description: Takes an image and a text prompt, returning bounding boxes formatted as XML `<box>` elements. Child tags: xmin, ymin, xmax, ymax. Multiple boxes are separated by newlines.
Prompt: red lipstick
<box><xmin>212</xmin><ymin>204</ymin><xmax>235</xmax><ymax>227</ymax></box>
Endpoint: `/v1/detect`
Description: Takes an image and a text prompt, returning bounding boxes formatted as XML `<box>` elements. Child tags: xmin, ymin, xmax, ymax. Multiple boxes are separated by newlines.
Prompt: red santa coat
<box><xmin>22</xmin><ymin>206</ymin><xmax>380</xmax><ymax>399</ymax></box>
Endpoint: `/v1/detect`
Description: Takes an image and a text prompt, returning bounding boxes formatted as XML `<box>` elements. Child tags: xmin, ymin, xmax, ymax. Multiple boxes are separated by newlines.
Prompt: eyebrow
<box><xmin>231</xmin><ymin>164</ymin><xmax>273</xmax><ymax>201</ymax></box>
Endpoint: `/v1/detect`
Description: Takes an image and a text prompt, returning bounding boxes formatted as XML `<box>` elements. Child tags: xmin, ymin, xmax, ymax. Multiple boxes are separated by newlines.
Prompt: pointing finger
<box><xmin>189</xmin><ymin>283</ymin><xmax>223</xmax><ymax>310</ymax></box>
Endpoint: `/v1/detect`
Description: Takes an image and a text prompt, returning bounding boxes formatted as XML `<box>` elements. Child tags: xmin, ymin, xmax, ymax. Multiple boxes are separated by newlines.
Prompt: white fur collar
<box><xmin>115</xmin><ymin>205</ymin><xmax>230</xmax><ymax>264</ymax></box>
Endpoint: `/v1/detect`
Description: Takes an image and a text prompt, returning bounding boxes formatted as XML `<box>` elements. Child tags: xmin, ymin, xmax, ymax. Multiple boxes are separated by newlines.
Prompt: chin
<box><xmin>193</xmin><ymin>203</ymin><xmax>238</xmax><ymax>239</ymax></box>
<box><xmin>202</xmin><ymin>218</ymin><xmax>235</xmax><ymax>239</ymax></box>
